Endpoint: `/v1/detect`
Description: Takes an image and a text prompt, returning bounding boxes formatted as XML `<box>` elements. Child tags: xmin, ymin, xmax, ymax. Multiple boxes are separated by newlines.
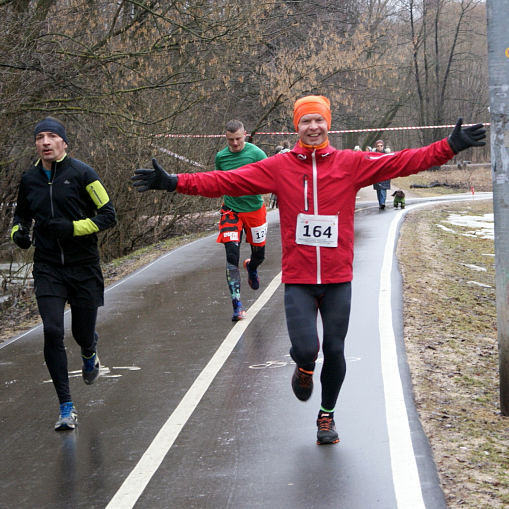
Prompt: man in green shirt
<box><xmin>215</xmin><ymin>120</ymin><xmax>268</xmax><ymax>321</ymax></box>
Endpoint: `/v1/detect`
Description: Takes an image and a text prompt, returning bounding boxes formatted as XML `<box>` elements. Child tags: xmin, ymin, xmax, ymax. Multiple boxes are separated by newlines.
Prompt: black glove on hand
<box><xmin>49</xmin><ymin>218</ymin><xmax>74</xmax><ymax>238</ymax></box>
<box><xmin>132</xmin><ymin>158</ymin><xmax>178</xmax><ymax>192</ymax></box>
<box><xmin>13</xmin><ymin>225</ymin><xmax>32</xmax><ymax>249</ymax></box>
<box><xmin>447</xmin><ymin>118</ymin><xmax>486</xmax><ymax>154</ymax></box>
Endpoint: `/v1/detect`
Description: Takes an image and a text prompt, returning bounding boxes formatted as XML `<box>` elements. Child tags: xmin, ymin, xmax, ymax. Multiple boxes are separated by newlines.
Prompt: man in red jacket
<box><xmin>132</xmin><ymin>97</ymin><xmax>485</xmax><ymax>445</ymax></box>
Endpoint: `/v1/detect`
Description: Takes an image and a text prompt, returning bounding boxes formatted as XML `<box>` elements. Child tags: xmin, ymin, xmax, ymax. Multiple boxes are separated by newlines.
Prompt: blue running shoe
<box><xmin>54</xmin><ymin>402</ymin><xmax>78</xmax><ymax>431</ymax></box>
<box><xmin>243</xmin><ymin>259</ymin><xmax>260</xmax><ymax>290</ymax></box>
<box><xmin>232</xmin><ymin>299</ymin><xmax>246</xmax><ymax>322</ymax></box>
<box><xmin>82</xmin><ymin>351</ymin><xmax>101</xmax><ymax>385</ymax></box>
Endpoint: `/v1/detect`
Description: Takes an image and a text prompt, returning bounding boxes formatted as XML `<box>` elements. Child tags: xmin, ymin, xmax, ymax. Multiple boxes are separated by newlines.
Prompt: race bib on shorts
<box><xmin>250</xmin><ymin>223</ymin><xmax>268</xmax><ymax>244</ymax></box>
<box><xmin>295</xmin><ymin>214</ymin><xmax>338</xmax><ymax>247</ymax></box>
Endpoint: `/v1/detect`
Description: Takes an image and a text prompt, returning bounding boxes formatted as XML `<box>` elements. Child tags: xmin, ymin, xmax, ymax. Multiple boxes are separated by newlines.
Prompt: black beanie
<box><xmin>34</xmin><ymin>118</ymin><xmax>68</xmax><ymax>144</ymax></box>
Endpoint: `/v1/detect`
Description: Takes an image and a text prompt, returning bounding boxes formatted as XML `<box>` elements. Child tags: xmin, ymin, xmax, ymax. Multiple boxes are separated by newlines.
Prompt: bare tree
<box><xmin>404</xmin><ymin>0</ymin><xmax>488</xmax><ymax>145</ymax></box>
<box><xmin>0</xmin><ymin>0</ymin><xmax>490</xmax><ymax>262</ymax></box>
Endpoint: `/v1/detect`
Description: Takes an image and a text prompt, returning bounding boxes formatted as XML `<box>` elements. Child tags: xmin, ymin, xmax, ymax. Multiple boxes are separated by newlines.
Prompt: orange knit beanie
<box><xmin>293</xmin><ymin>96</ymin><xmax>331</xmax><ymax>130</ymax></box>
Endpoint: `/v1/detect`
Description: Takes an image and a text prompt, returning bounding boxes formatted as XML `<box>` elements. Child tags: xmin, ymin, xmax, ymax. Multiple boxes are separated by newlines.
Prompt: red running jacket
<box><xmin>177</xmin><ymin>138</ymin><xmax>454</xmax><ymax>284</ymax></box>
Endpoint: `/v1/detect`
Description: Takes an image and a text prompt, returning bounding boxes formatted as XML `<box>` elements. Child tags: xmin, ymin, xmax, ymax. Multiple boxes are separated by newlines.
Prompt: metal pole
<box><xmin>487</xmin><ymin>0</ymin><xmax>509</xmax><ymax>414</ymax></box>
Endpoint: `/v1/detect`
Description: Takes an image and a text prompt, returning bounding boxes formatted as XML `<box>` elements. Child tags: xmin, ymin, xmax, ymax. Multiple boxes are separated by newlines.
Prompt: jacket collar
<box><xmin>290</xmin><ymin>143</ymin><xmax>336</xmax><ymax>158</ymax></box>
<box><xmin>35</xmin><ymin>153</ymin><xmax>70</xmax><ymax>172</ymax></box>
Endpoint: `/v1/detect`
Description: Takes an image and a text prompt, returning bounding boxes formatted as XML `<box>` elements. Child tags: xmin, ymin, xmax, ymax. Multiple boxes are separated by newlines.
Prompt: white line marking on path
<box><xmin>105</xmin><ymin>271</ymin><xmax>282</xmax><ymax>509</ymax></box>
<box><xmin>379</xmin><ymin>206</ymin><xmax>426</xmax><ymax>509</ymax></box>
<box><xmin>379</xmin><ymin>195</ymin><xmax>492</xmax><ymax>509</ymax></box>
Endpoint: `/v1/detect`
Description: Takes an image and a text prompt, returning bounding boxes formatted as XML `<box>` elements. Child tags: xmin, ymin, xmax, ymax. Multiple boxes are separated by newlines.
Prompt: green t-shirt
<box><xmin>215</xmin><ymin>142</ymin><xmax>267</xmax><ymax>212</ymax></box>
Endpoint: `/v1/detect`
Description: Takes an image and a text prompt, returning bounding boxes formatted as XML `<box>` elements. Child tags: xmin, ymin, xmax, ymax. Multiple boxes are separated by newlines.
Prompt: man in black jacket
<box><xmin>11</xmin><ymin>117</ymin><xmax>116</xmax><ymax>431</ymax></box>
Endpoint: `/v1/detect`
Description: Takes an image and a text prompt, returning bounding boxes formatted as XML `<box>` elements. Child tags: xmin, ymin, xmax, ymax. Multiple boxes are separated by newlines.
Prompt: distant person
<box><xmin>280</xmin><ymin>140</ymin><xmax>291</xmax><ymax>153</ymax></box>
<box><xmin>132</xmin><ymin>96</ymin><xmax>485</xmax><ymax>445</ymax></box>
<box><xmin>11</xmin><ymin>117</ymin><xmax>116</xmax><ymax>431</ymax></box>
<box><xmin>210</xmin><ymin>120</ymin><xmax>268</xmax><ymax>320</ymax></box>
<box><xmin>353</xmin><ymin>145</ymin><xmax>361</xmax><ymax>151</ymax></box>
<box><xmin>372</xmin><ymin>140</ymin><xmax>391</xmax><ymax>209</ymax></box>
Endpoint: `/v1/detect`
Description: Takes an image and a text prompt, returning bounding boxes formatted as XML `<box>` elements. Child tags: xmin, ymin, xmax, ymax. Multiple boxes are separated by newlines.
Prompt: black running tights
<box><xmin>224</xmin><ymin>241</ymin><xmax>265</xmax><ymax>271</ymax></box>
<box><xmin>37</xmin><ymin>296</ymin><xmax>98</xmax><ymax>404</ymax></box>
<box><xmin>284</xmin><ymin>283</ymin><xmax>351</xmax><ymax>411</ymax></box>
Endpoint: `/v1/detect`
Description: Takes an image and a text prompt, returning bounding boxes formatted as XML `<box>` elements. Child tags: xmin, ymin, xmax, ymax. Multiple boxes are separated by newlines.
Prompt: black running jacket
<box><xmin>11</xmin><ymin>155</ymin><xmax>116</xmax><ymax>266</ymax></box>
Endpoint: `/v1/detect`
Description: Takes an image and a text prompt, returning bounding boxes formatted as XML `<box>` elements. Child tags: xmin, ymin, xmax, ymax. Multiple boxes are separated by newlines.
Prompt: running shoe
<box><xmin>316</xmin><ymin>412</ymin><xmax>340</xmax><ymax>445</ymax></box>
<box><xmin>243</xmin><ymin>259</ymin><xmax>260</xmax><ymax>290</ymax></box>
<box><xmin>291</xmin><ymin>366</ymin><xmax>314</xmax><ymax>401</ymax></box>
<box><xmin>82</xmin><ymin>351</ymin><xmax>101</xmax><ymax>385</ymax></box>
<box><xmin>54</xmin><ymin>402</ymin><xmax>78</xmax><ymax>431</ymax></box>
<box><xmin>232</xmin><ymin>299</ymin><xmax>246</xmax><ymax>322</ymax></box>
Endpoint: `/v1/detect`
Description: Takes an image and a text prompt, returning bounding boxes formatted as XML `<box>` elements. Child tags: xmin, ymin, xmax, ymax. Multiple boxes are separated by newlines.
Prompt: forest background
<box><xmin>0</xmin><ymin>0</ymin><xmax>491</xmax><ymax>264</ymax></box>
<box><xmin>0</xmin><ymin>2</ymin><xmax>499</xmax><ymax>505</ymax></box>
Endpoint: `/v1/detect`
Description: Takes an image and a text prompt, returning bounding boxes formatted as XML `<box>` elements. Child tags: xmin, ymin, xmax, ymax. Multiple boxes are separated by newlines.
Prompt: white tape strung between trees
<box><xmin>152</xmin><ymin>123</ymin><xmax>490</xmax><ymax>137</ymax></box>
<box><xmin>151</xmin><ymin>144</ymin><xmax>206</xmax><ymax>168</ymax></box>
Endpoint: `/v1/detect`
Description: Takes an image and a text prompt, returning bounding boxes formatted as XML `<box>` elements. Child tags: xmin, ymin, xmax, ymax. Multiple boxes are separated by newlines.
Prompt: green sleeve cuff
<box><xmin>10</xmin><ymin>224</ymin><xmax>20</xmax><ymax>241</ymax></box>
<box><xmin>73</xmin><ymin>218</ymin><xmax>100</xmax><ymax>236</ymax></box>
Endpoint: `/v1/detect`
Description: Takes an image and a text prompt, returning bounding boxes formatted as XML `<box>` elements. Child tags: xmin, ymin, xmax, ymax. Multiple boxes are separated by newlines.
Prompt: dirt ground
<box><xmin>1</xmin><ymin>164</ymin><xmax>503</xmax><ymax>508</ymax></box>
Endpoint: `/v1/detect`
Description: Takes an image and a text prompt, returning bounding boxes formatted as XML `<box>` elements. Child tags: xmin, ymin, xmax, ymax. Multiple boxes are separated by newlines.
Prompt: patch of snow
<box><xmin>462</xmin><ymin>264</ymin><xmax>487</xmax><ymax>272</ymax></box>
<box><xmin>443</xmin><ymin>213</ymin><xmax>494</xmax><ymax>240</ymax></box>
<box><xmin>436</xmin><ymin>224</ymin><xmax>455</xmax><ymax>233</ymax></box>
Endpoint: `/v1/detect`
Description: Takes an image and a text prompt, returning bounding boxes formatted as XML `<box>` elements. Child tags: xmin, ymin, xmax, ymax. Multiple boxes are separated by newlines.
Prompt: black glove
<box><xmin>49</xmin><ymin>218</ymin><xmax>74</xmax><ymax>238</ymax></box>
<box><xmin>447</xmin><ymin>118</ymin><xmax>486</xmax><ymax>154</ymax></box>
<box><xmin>12</xmin><ymin>225</ymin><xmax>32</xmax><ymax>249</ymax></box>
<box><xmin>132</xmin><ymin>158</ymin><xmax>178</xmax><ymax>192</ymax></box>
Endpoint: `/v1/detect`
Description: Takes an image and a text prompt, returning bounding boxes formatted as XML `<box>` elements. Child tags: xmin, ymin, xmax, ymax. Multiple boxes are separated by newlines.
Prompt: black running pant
<box><xmin>37</xmin><ymin>296</ymin><xmax>98</xmax><ymax>404</ymax></box>
<box><xmin>224</xmin><ymin>240</ymin><xmax>265</xmax><ymax>270</ymax></box>
<box><xmin>284</xmin><ymin>282</ymin><xmax>351</xmax><ymax>411</ymax></box>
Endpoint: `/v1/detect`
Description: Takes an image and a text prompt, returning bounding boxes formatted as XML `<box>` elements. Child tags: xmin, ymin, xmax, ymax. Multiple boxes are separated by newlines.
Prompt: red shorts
<box><xmin>217</xmin><ymin>204</ymin><xmax>267</xmax><ymax>246</ymax></box>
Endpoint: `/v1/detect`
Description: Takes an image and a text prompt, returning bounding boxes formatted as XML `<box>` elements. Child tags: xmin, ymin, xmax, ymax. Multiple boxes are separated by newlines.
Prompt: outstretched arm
<box><xmin>447</xmin><ymin>118</ymin><xmax>486</xmax><ymax>154</ymax></box>
<box><xmin>132</xmin><ymin>158</ymin><xmax>276</xmax><ymax>197</ymax></box>
<box><xmin>132</xmin><ymin>159</ymin><xmax>178</xmax><ymax>192</ymax></box>
<box><xmin>354</xmin><ymin>119</ymin><xmax>486</xmax><ymax>189</ymax></box>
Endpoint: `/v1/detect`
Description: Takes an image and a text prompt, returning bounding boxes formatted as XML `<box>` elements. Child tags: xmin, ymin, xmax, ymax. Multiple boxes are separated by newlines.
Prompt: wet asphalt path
<box><xmin>1</xmin><ymin>194</ymin><xmax>490</xmax><ymax>509</ymax></box>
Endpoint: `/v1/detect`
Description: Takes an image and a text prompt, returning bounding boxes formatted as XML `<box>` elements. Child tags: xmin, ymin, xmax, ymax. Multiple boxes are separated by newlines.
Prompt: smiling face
<box><xmin>375</xmin><ymin>142</ymin><xmax>384</xmax><ymax>152</ymax></box>
<box><xmin>297</xmin><ymin>113</ymin><xmax>328</xmax><ymax>146</ymax></box>
<box><xmin>226</xmin><ymin>128</ymin><xmax>246</xmax><ymax>153</ymax></box>
<box><xmin>35</xmin><ymin>131</ymin><xmax>67</xmax><ymax>170</ymax></box>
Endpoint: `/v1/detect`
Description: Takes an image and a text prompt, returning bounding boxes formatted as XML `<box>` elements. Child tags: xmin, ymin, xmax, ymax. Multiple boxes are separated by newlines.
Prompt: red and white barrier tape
<box><xmin>152</xmin><ymin>122</ymin><xmax>489</xmax><ymax>167</ymax></box>
<box><xmin>152</xmin><ymin>123</ymin><xmax>490</xmax><ymax>138</ymax></box>
<box><xmin>151</xmin><ymin>145</ymin><xmax>206</xmax><ymax>168</ymax></box>
<box><xmin>326</xmin><ymin>123</ymin><xmax>490</xmax><ymax>135</ymax></box>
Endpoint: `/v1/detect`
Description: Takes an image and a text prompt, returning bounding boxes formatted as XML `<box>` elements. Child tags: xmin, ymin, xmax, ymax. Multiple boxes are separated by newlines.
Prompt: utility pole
<box><xmin>487</xmin><ymin>0</ymin><xmax>509</xmax><ymax>414</ymax></box>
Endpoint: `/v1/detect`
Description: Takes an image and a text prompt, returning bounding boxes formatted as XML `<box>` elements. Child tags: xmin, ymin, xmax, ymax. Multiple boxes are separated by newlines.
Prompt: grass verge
<box><xmin>397</xmin><ymin>199</ymin><xmax>509</xmax><ymax>508</ymax></box>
